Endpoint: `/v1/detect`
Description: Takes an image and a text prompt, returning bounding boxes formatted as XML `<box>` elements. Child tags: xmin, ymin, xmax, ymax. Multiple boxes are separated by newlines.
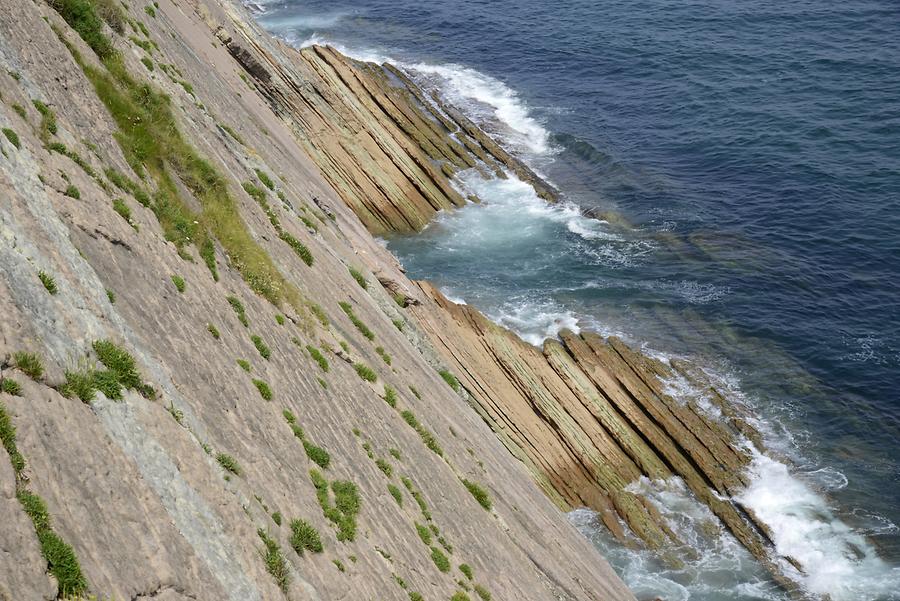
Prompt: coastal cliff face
<box><xmin>0</xmin><ymin>1</ymin><xmax>633</xmax><ymax>600</ymax></box>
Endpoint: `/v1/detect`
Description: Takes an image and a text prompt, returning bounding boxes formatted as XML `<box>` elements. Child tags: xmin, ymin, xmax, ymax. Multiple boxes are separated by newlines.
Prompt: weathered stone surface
<box><xmin>0</xmin><ymin>0</ymin><xmax>635</xmax><ymax>600</ymax></box>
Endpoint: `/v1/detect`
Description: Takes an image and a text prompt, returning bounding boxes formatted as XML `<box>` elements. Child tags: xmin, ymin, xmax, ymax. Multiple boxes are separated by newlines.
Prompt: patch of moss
<box><xmin>289</xmin><ymin>518</ymin><xmax>323</xmax><ymax>555</ymax></box>
<box><xmin>38</xmin><ymin>270</ymin><xmax>58</xmax><ymax>295</ymax></box>
<box><xmin>13</xmin><ymin>351</ymin><xmax>44</xmax><ymax>380</ymax></box>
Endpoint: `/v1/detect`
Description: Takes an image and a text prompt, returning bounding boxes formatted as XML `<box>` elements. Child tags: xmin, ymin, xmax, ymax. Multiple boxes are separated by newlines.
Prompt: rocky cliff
<box><xmin>0</xmin><ymin>0</ymin><xmax>805</xmax><ymax>600</ymax></box>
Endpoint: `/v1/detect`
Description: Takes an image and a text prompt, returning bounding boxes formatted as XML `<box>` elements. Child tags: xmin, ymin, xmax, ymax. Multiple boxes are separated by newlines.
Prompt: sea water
<box><xmin>249</xmin><ymin>1</ymin><xmax>900</xmax><ymax>598</ymax></box>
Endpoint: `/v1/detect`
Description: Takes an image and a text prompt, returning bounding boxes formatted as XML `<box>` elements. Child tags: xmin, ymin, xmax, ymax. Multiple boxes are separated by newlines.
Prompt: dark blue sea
<box><xmin>251</xmin><ymin>1</ymin><xmax>900</xmax><ymax>598</ymax></box>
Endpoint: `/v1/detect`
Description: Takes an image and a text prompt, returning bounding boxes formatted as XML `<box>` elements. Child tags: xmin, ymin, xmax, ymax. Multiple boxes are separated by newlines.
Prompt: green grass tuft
<box><xmin>112</xmin><ymin>198</ymin><xmax>135</xmax><ymax>227</ymax></box>
<box><xmin>430</xmin><ymin>546</ymin><xmax>451</xmax><ymax>572</ymax></box>
<box><xmin>257</xmin><ymin>529</ymin><xmax>289</xmax><ymax>592</ymax></box>
<box><xmin>383</xmin><ymin>385</ymin><xmax>398</xmax><ymax>408</ymax></box>
<box><xmin>415</xmin><ymin>522</ymin><xmax>431</xmax><ymax>545</ymax></box>
<box><xmin>251</xmin><ymin>334</ymin><xmax>271</xmax><ymax>360</ymax></box>
<box><xmin>207</xmin><ymin>323</ymin><xmax>220</xmax><ymax>339</ymax></box>
<box><xmin>13</xmin><ymin>352</ymin><xmax>44</xmax><ymax>380</ymax></box>
<box><xmin>459</xmin><ymin>564</ymin><xmax>474</xmax><ymax>580</ymax></box>
<box><xmin>227</xmin><ymin>296</ymin><xmax>249</xmax><ymax>327</ymax></box>
<box><xmin>400</xmin><ymin>410</ymin><xmax>444</xmax><ymax>457</ymax></box>
<box><xmin>171</xmin><ymin>274</ymin><xmax>185</xmax><ymax>293</ymax></box>
<box><xmin>271</xmin><ymin>511</ymin><xmax>282</xmax><ymax>526</ymax></box>
<box><xmin>289</xmin><ymin>518</ymin><xmax>323</xmax><ymax>555</ymax></box>
<box><xmin>216</xmin><ymin>452</ymin><xmax>241</xmax><ymax>476</ymax></box>
<box><xmin>439</xmin><ymin>369</ymin><xmax>461</xmax><ymax>392</ymax></box>
<box><xmin>255</xmin><ymin>169</ymin><xmax>275</xmax><ymax>190</ymax></box>
<box><xmin>376</xmin><ymin>346</ymin><xmax>392</xmax><ymax>366</ymax></box>
<box><xmin>140</xmin><ymin>56</ymin><xmax>153</xmax><ymax>71</ymax></box>
<box><xmin>274</xmin><ymin>314</ymin><xmax>285</xmax><ymax>325</ymax></box>
<box><xmin>236</xmin><ymin>359</ymin><xmax>251</xmax><ymax>372</ymax></box>
<box><xmin>252</xmin><ymin>378</ymin><xmax>272</xmax><ymax>401</ymax></box>
<box><xmin>375</xmin><ymin>458</ymin><xmax>393</xmax><ymax>478</ymax></box>
<box><xmin>461</xmin><ymin>479</ymin><xmax>492</xmax><ymax>511</ymax></box>
<box><xmin>303</xmin><ymin>440</ymin><xmax>330</xmax><ymax>469</ymax></box>
<box><xmin>1</xmin><ymin>378</ymin><xmax>22</xmax><ymax>397</ymax></box>
<box><xmin>353</xmin><ymin>362</ymin><xmax>376</xmax><ymax>382</ymax></box>
<box><xmin>338</xmin><ymin>302</ymin><xmax>374</xmax><ymax>341</ymax></box>
<box><xmin>63</xmin><ymin>185</ymin><xmax>81</xmax><ymax>199</ymax></box>
<box><xmin>306</xmin><ymin>345</ymin><xmax>329</xmax><ymax>372</ymax></box>
<box><xmin>106</xmin><ymin>289</ymin><xmax>116</xmax><ymax>303</ymax></box>
<box><xmin>388</xmin><ymin>483</ymin><xmax>403</xmax><ymax>506</ymax></box>
<box><xmin>2</xmin><ymin>128</ymin><xmax>21</xmax><ymax>149</ymax></box>
<box><xmin>348</xmin><ymin>266</ymin><xmax>367</xmax><ymax>289</ymax></box>
<box><xmin>474</xmin><ymin>584</ymin><xmax>491</xmax><ymax>600</ymax></box>
<box><xmin>38</xmin><ymin>271</ymin><xmax>58</xmax><ymax>294</ymax></box>
<box><xmin>0</xmin><ymin>403</ymin><xmax>26</xmax><ymax>473</ymax></box>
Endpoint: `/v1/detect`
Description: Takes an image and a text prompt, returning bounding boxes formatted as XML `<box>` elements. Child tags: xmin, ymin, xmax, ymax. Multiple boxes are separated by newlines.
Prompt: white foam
<box><xmin>490</xmin><ymin>303</ymin><xmax>580</xmax><ymax>347</ymax></box>
<box><xmin>400</xmin><ymin>62</ymin><xmax>552</xmax><ymax>156</ymax></box>
<box><xmin>263</xmin><ymin>12</ymin><xmax>348</xmax><ymax>31</ymax></box>
<box><xmin>736</xmin><ymin>450</ymin><xmax>900</xmax><ymax>601</ymax></box>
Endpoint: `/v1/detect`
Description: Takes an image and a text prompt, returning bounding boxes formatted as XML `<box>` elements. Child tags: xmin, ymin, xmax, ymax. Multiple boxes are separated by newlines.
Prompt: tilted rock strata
<box><xmin>0</xmin><ymin>0</ymin><xmax>631</xmax><ymax>600</ymax></box>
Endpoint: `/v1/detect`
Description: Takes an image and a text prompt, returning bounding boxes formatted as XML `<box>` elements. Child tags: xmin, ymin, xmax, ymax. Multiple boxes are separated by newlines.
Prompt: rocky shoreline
<box><xmin>0</xmin><ymin>0</ymin><xmax>808</xmax><ymax>599</ymax></box>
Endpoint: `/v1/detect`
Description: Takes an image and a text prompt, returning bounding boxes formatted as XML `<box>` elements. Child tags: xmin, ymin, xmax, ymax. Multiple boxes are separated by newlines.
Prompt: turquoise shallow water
<box><xmin>250</xmin><ymin>0</ymin><xmax>900</xmax><ymax>598</ymax></box>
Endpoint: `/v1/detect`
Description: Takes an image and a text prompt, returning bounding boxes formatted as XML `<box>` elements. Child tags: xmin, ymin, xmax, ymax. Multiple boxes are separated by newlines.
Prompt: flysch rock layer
<box><xmin>212</xmin><ymin>5</ymin><xmax>811</xmax><ymax>595</ymax></box>
<box><xmin>0</xmin><ymin>0</ymin><xmax>630</xmax><ymax>600</ymax></box>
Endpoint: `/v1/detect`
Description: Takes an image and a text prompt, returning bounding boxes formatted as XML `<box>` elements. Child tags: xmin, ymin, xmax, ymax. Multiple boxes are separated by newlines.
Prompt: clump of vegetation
<box><xmin>452</xmin><ymin>592</ymin><xmax>472</xmax><ymax>601</ymax></box>
<box><xmin>219</xmin><ymin>123</ymin><xmax>245</xmax><ymax>145</ymax></box>
<box><xmin>306</xmin><ymin>345</ymin><xmax>329</xmax><ymax>372</ymax></box>
<box><xmin>216</xmin><ymin>452</ymin><xmax>241</xmax><ymax>476</ymax></box>
<box><xmin>348</xmin><ymin>266</ymin><xmax>367</xmax><ymax>289</ymax></box>
<box><xmin>289</xmin><ymin>518</ymin><xmax>323</xmax><ymax>555</ymax></box>
<box><xmin>2</xmin><ymin>128</ymin><xmax>20</xmax><ymax>149</ymax></box>
<box><xmin>1</xmin><ymin>378</ymin><xmax>22</xmax><ymax>397</ymax></box>
<box><xmin>375</xmin><ymin>458</ymin><xmax>393</xmax><ymax>478</ymax></box>
<box><xmin>38</xmin><ymin>270</ymin><xmax>58</xmax><ymax>295</ymax></box>
<box><xmin>388</xmin><ymin>484</ymin><xmax>403</xmax><ymax>506</ymax></box>
<box><xmin>353</xmin><ymin>362</ymin><xmax>377</xmax><ymax>383</ymax></box>
<box><xmin>112</xmin><ymin>198</ymin><xmax>136</xmax><ymax>228</ymax></box>
<box><xmin>317</xmin><ymin>377</ymin><xmax>327</xmax><ymax>389</ymax></box>
<box><xmin>280</xmin><ymin>231</ymin><xmax>314</xmax><ymax>266</ymax></box>
<box><xmin>393</xmin><ymin>318</ymin><xmax>405</xmax><ymax>331</ymax></box>
<box><xmin>274</xmin><ymin>314</ymin><xmax>285</xmax><ymax>325</ymax></box>
<box><xmin>409</xmin><ymin>593</ymin><xmax>424</xmax><ymax>601</ymax></box>
<box><xmin>403</xmin><ymin>477</ymin><xmax>431</xmax><ymax>521</ymax></box>
<box><xmin>227</xmin><ymin>296</ymin><xmax>249</xmax><ymax>327</ymax></box>
<box><xmin>251</xmin><ymin>334</ymin><xmax>271</xmax><ymax>360</ymax></box>
<box><xmin>237</xmin><ymin>359</ymin><xmax>251</xmax><ymax>372</ymax></box>
<box><xmin>474</xmin><ymin>584</ymin><xmax>491</xmax><ymax>600</ymax></box>
<box><xmin>461</xmin><ymin>479</ymin><xmax>492</xmax><ymax>511</ymax></box>
<box><xmin>106</xmin><ymin>289</ymin><xmax>116</xmax><ymax>303</ymax></box>
<box><xmin>459</xmin><ymin>564</ymin><xmax>474</xmax><ymax>581</ymax></box>
<box><xmin>383</xmin><ymin>385</ymin><xmax>398</xmax><ymax>408</ymax></box>
<box><xmin>255</xmin><ymin>169</ymin><xmax>275</xmax><ymax>190</ymax></box>
<box><xmin>17</xmin><ymin>489</ymin><xmax>88</xmax><ymax>596</ymax></box>
<box><xmin>310</xmin><ymin>469</ymin><xmax>360</xmax><ymax>542</ymax></box>
<box><xmin>144</xmin><ymin>4</ymin><xmax>155</xmax><ymax>18</ymax></box>
<box><xmin>430</xmin><ymin>546</ymin><xmax>451</xmax><ymax>572</ymax></box>
<box><xmin>409</xmin><ymin>386</ymin><xmax>421</xmax><ymax>399</ymax></box>
<box><xmin>308</xmin><ymin>302</ymin><xmax>328</xmax><ymax>327</ymax></box>
<box><xmin>171</xmin><ymin>275</ymin><xmax>185</xmax><ymax>293</ymax></box>
<box><xmin>400</xmin><ymin>410</ymin><xmax>443</xmax><ymax>457</ymax></box>
<box><xmin>93</xmin><ymin>339</ymin><xmax>143</xmax><ymax>392</ymax></box>
<box><xmin>11</xmin><ymin>103</ymin><xmax>27</xmax><ymax>119</ymax></box>
<box><xmin>13</xmin><ymin>351</ymin><xmax>44</xmax><ymax>380</ymax></box>
<box><xmin>339</xmin><ymin>302</ymin><xmax>374</xmax><ymax>341</ymax></box>
<box><xmin>140</xmin><ymin>56</ymin><xmax>153</xmax><ymax>71</ymax></box>
<box><xmin>376</xmin><ymin>346</ymin><xmax>392</xmax><ymax>366</ymax></box>
<box><xmin>64</xmin><ymin>185</ymin><xmax>81</xmax><ymax>199</ymax></box>
<box><xmin>52</xmin><ymin>1</ymin><xmax>303</xmax><ymax>310</ymax></box>
<box><xmin>257</xmin><ymin>529</ymin><xmax>289</xmax><ymax>592</ymax></box>
<box><xmin>207</xmin><ymin>324</ymin><xmax>220</xmax><ymax>339</ymax></box>
<box><xmin>303</xmin><ymin>440</ymin><xmax>330</xmax><ymax>469</ymax></box>
<box><xmin>332</xmin><ymin>559</ymin><xmax>345</xmax><ymax>572</ymax></box>
<box><xmin>271</xmin><ymin>511</ymin><xmax>282</xmax><ymax>526</ymax></box>
<box><xmin>252</xmin><ymin>378</ymin><xmax>272</xmax><ymax>401</ymax></box>
<box><xmin>439</xmin><ymin>369</ymin><xmax>461</xmax><ymax>392</ymax></box>
<box><xmin>389</xmin><ymin>448</ymin><xmax>401</xmax><ymax>461</ymax></box>
<box><xmin>415</xmin><ymin>522</ymin><xmax>431</xmax><ymax>545</ymax></box>
<box><xmin>0</xmin><ymin>402</ymin><xmax>26</xmax><ymax>473</ymax></box>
